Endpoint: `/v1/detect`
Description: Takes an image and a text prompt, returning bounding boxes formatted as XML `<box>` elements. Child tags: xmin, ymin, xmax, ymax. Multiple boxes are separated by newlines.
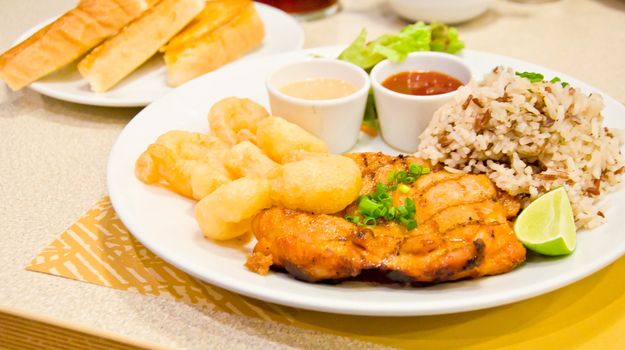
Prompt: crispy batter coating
<box><xmin>208</xmin><ymin>97</ymin><xmax>268</xmax><ymax>145</ymax></box>
<box><xmin>135</xmin><ymin>131</ymin><xmax>231</xmax><ymax>200</ymax></box>
<box><xmin>256</xmin><ymin>116</ymin><xmax>328</xmax><ymax>164</ymax></box>
<box><xmin>195</xmin><ymin>177</ymin><xmax>271</xmax><ymax>240</ymax></box>
<box><xmin>225</xmin><ymin>141</ymin><xmax>279</xmax><ymax>178</ymax></box>
<box><xmin>269</xmin><ymin>154</ymin><xmax>362</xmax><ymax>214</ymax></box>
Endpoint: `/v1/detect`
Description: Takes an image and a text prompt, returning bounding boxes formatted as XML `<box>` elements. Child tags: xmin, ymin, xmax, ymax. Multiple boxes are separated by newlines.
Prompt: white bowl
<box><xmin>266</xmin><ymin>59</ymin><xmax>370</xmax><ymax>154</ymax></box>
<box><xmin>388</xmin><ymin>0</ymin><xmax>490</xmax><ymax>24</ymax></box>
<box><xmin>370</xmin><ymin>52</ymin><xmax>472</xmax><ymax>152</ymax></box>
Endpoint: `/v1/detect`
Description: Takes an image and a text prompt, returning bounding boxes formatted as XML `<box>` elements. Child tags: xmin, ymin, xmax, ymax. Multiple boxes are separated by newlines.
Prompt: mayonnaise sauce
<box><xmin>280</xmin><ymin>78</ymin><xmax>357</xmax><ymax>100</ymax></box>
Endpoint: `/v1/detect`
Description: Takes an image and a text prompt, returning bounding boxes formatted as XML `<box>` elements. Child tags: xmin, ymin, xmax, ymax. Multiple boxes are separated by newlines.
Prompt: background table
<box><xmin>1</xmin><ymin>0</ymin><xmax>624</xmax><ymax>349</ymax></box>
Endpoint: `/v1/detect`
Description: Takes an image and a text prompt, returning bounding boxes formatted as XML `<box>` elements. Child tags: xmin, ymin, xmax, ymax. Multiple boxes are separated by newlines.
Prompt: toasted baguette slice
<box><xmin>0</xmin><ymin>0</ymin><xmax>150</xmax><ymax>91</ymax></box>
<box><xmin>161</xmin><ymin>0</ymin><xmax>251</xmax><ymax>55</ymax></box>
<box><xmin>78</xmin><ymin>0</ymin><xmax>204</xmax><ymax>92</ymax></box>
<box><xmin>163</xmin><ymin>1</ymin><xmax>265</xmax><ymax>86</ymax></box>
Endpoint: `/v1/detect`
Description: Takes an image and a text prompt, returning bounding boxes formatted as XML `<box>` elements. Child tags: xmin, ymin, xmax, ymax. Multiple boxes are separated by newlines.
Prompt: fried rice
<box><xmin>417</xmin><ymin>66</ymin><xmax>625</xmax><ymax>229</ymax></box>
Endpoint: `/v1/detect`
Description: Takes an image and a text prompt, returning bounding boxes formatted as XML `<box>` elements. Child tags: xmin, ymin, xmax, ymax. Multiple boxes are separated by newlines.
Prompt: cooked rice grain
<box><xmin>417</xmin><ymin>67</ymin><xmax>625</xmax><ymax>229</ymax></box>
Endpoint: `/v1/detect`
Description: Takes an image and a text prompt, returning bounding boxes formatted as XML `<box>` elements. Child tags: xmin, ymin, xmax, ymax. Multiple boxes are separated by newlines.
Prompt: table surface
<box><xmin>1</xmin><ymin>0</ymin><xmax>625</xmax><ymax>349</ymax></box>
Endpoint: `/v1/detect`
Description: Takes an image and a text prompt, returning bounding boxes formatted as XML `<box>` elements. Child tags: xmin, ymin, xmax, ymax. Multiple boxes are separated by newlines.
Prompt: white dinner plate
<box><xmin>107</xmin><ymin>46</ymin><xmax>625</xmax><ymax>316</ymax></box>
<box><xmin>14</xmin><ymin>3</ymin><xmax>304</xmax><ymax>107</ymax></box>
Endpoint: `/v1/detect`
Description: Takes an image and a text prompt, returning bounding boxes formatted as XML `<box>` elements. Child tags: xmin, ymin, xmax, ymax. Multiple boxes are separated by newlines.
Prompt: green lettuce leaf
<box><xmin>336</xmin><ymin>29</ymin><xmax>386</xmax><ymax>71</ymax></box>
<box><xmin>338</xmin><ymin>21</ymin><xmax>463</xmax><ymax>70</ymax></box>
<box><xmin>362</xmin><ymin>91</ymin><xmax>379</xmax><ymax>132</ymax></box>
<box><xmin>429</xmin><ymin>22</ymin><xmax>464</xmax><ymax>53</ymax></box>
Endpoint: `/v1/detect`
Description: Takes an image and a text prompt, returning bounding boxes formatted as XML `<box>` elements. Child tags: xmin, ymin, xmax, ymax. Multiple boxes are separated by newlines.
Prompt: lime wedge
<box><xmin>513</xmin><ymin>187</ymin><xmax>577</xmax><ymax>256</ymax></box>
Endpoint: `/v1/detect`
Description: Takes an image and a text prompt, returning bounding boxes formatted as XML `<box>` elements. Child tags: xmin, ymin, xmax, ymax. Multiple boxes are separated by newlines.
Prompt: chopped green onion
<box><xmin>518</xmin><ymin>72</ymin><xmax>570</xmax><ymax>88</ymax></box>
<box><xmin>358</xmin><ymin>196</ymin><xmax>382</xmax><ymax>217</ymax></box>
<box><xmin>398</xmin><ymin>183</ymin><xmax>410</xmax><ymax>193</ymax></box>
<box><xmin>387</xmin><ymin>163</ymin><xmax>430</xmax><ymax>190</ymax></box>
<box><xmin>409</xmin><ymin>163</ymin><xmax>430</xmax><ymax>176</ymax></box>
<box><xmin>404</xmin><ymin>198</ymin><xmax>416</xmax><ymax>212</ymax></box>
<box><xmin>387</xmin><ymin>170</ymin><xmax>398</xmax><ymax>183</ymax></box>
<box><xmin>344</xmin><ymin>164</ymin><xmax>426</xmax><ymax>230</ymax></box>
<box><xmin>344</xmin><ymin>215</ymin><xmax>360</xmax><ymax>224</ymax></box>
<box><xmin>516</xmin><ymin>71</ymin><xmax>544</xmax><ymax>83</ymax></box>
<box><xmin>549</xmin><ymin>76</ymin><xmax>569</xmax><ymax>88</ymax></box>
<box><xmin>385</xmin><ymin>207</ymin><xmax>397</xmax><ymax>220</ymax></box>
<box><xmin>398</xmin><ymin>216</ymin><xmax>411</xmax><ymax>226</ymax></box>
<box><xmin>362</xmin><ymin>217</ymin><xmax>377</xmax><ymax>226</ymax></box>
<box><xmin>403</xmin><ymin>175</ymin><xmax>416</xmax><ymax>183</ymax></box>
<box><xmin>405</xmin><ymin>219</ymin><xmax>417</xmax><ymax>230</ymax></box>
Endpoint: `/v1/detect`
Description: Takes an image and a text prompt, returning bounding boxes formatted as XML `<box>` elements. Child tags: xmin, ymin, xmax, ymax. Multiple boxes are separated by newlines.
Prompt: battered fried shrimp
<box><xmin>195</xmin><ymin>178</ymin><xmax>272</xmax><ymax>240</ymax></box>
<box><xmin>279</xmin><ymin>150</ymin><xmax>328</xmax><ymax>163</ymax></box>
<box><xmin>135</xmin><ymin>130</ymin><xmax>225</xmax><ymax>184</ymax></box>
<box><xmin>155</xmin><ymin>130</ymin><xmax>229</xmax><ymax>160</ymax></box>
<box><xmin>225</xmin><ymin>141</ymin><xmax>279</xmax><ymax>178</ymax></box>
<box><xmin>137</xmin><ymin>144</ymin><xmax>195</xmax><ymax>198</ymax></box>
<box><xmin>136</xmin><ymin>97</ymin><xmax>360</xmax><ymax>241</ymax></box>
<box><xmin>270</xmin><ymin>154</ymin><xmax>362</xmax><ymax>214</ymax></box>
<box><xmin>135</xmin><ymin>150</ymin><xmax>160</xmax><ymax>184</ymax></box>
<box><xmin>189</xmin><ymin>162</ymin><xmax>232</xmax><ymax>200</ymax></box>
<box><xmin>235</xmin><ymin>129</ymin><xmax>258</xmax><ymax>144</ymax></box>
<box><xmin>135</xmin><ymin>144</ymin><xmax>231</xmax><ymax>200</ymax></box>
<box><xmin>256</xmin><ymin>116</ymin><xmax>328</xmax><ymax>164</ymax></box>
<box><xmin>208</xmin><ymin>97</ymin><xmax>269</xmax><ymax>145</ymax></box>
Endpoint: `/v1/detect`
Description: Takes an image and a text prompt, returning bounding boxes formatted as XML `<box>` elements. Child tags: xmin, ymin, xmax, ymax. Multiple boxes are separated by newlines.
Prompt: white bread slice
<box><xmin>78</xmin><ymin>0</ymin><xmax>204</xmax><ymax>92</ymax></box>
<box><xmin>0</xmin><ymin>0</ymin><xmax>150</xmax><ymax>91</ymax></box>
<box><xmin>163</xmin><ymin>1</ymin><xmax>265</xmax><ymax>86</ymax></box>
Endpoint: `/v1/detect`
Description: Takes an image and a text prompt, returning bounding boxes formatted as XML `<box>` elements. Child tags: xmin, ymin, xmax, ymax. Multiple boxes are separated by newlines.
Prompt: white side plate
<box><xmin>13</xmin><ymin>3</ymin><xmax>304</xmax><ymax>107</ymax></box>
<box><xmin>107</xmin><ymin>46</ymin><xmax>625</xmax><ymax>316</ymax></box>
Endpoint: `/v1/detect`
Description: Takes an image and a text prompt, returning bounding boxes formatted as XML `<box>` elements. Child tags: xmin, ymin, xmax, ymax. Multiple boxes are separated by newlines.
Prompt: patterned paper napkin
<box><xmin>26</xmin><ymin>197</ymin><xmax>625</xmax><ymax>349</ymax></box>
<box><xmin>26</xmin><ymin>197</ymin><xmax>297</xmax><ymax>324</ymax></box>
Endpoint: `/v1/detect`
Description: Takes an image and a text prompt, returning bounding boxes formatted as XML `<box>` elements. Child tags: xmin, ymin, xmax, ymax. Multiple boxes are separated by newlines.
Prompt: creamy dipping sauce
<box><xmin>280</xmin><ymin>78</ymin><xmax>357</xmax><ymax>100</ymax></box>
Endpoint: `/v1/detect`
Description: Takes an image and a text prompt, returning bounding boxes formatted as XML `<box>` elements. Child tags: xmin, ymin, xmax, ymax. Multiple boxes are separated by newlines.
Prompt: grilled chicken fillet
<box><xmin>246</xmin><ymin>152</ymin><xmax>526</xmax><ymax>283</ymax></box>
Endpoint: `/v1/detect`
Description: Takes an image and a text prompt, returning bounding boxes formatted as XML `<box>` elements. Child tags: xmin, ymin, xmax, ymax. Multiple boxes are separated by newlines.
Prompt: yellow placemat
<box><xmin>27</xmin><ymin>197</ymin><xmax>625</xmax><ymax>349</ymax></box>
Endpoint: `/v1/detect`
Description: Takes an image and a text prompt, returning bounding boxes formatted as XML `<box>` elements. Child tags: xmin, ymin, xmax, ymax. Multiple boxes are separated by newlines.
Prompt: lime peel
<box><xmin>513</xmin><ymin>187</ymin><xmax>577</xmax><ymax>256</ymax></box>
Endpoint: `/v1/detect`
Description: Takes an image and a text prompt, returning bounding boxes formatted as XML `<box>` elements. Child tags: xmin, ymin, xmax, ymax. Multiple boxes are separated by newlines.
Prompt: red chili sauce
<box><xmin>382</xmin><ymin>71</ymin><xmax>463</xmax><ymax>96</ymax></box>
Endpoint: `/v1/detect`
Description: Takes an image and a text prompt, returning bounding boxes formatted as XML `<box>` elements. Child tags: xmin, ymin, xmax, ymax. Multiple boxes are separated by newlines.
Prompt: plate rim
<box><xmin>14</xmin><ymin>3</ymin><xmax>305</xmax><ymax>107</ymax></box>
<box><xmin>107</xmin><ymin>45</ymin><xmax>625</xmax><ymax>316</ymax></box>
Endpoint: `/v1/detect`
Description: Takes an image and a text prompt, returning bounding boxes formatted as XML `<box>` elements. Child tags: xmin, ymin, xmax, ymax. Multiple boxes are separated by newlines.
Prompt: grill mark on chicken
<box><xmin>463</xmin><ymin>239</ymin><xmax>486</xmax><ymax>270</ymax></box>
<box><xmin>247</xmin><ymin>153</ymin><xmax>526</xmax><ymax>284</ymax></box>
<box><xmin>412</xmin><ymin>172</ymin><xmax>464</xmax><ymax>196</ymax></box>
<box><xmin>427</xmin><ymin>216</ymin><xmax>506</xmax><ymax>239</ymax></box>
<box><xmin>415</xmin><ymin>175</ymin><xmax>496</xmax><ymax>223</ymax></box>
<box><xmin>420</xmin><ymin>199</ymin><xmax>506</xmax><ymax>233</ymax></box>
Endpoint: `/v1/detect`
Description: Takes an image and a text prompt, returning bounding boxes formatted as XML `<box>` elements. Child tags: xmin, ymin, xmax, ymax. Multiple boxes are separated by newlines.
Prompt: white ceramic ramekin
<box><xmin>370</xmin><ymin>52</ymin><xmax>472</xmax><ymax>153</ymax></box>
<box><xmin>266</xmin><ymin>59</ymin><xmax>370</xmax><ymax>154</ymax></box>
